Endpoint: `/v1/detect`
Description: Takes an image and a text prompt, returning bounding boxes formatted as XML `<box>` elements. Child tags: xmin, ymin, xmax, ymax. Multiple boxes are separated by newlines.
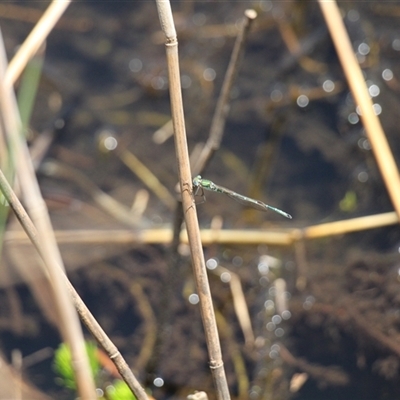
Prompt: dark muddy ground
<box><xmin>1</xmin><ymin>1</ymin><xmax>400</xmax><ymax>399</ymax></box>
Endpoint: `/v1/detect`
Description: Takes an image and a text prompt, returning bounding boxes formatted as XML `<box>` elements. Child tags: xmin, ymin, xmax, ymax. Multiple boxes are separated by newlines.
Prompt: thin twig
<box><xmin>166</xmin><ymin>11</ymin><xmax>257</xmax><ymax>365</ymax></box>
<box><xmin>0</xmin><ymin>28</ymin><xmax>96</xmax><ymax>398</ymax></box>
<box><xmin>0</xmin><ymin>168</ymin><xmax>149</xmax><ymax>400</ymax></box>
<box><xmin>192</xmin><ymin>9</ymin><xmax>257</xmax><ymax>175</ymax></box>
<box><xmin>155</xmin><ymin>1</ymin><xmax>230</xmax><ymax>399</ymax></box>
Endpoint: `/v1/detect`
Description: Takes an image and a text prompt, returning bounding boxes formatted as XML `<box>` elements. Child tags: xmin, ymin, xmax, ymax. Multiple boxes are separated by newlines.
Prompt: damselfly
<box><xmin>192</xmin><ymin>175</ymin><xmax>292</xmax><ymax>219</ymax></box>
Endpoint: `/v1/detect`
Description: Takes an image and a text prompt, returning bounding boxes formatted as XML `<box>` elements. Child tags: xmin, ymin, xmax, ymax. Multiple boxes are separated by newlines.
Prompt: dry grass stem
<box><xmin>4</xmin><ymin>210</ymin><xmax>398</xmax><ymax>247</ymax></box>
<box><xmin>5</xmin><ymin>0</ymin><xmax>71</xmax><ymax>86</ymax></box>
<box><xmin>152</xmin><ymin>119</ymin><xmax>174</xmax><ymax>144</ymax></box>
<box><xmin>155</xmin><ymin>1</ymin><xmax>230</xmax><ymax>399</ymax></box>
<box><xmin>276</xmin><ymin>15</ymin><xmax>326</xmax><ymax>74</ymax></box>
<box><xmin>0</xmin><ymin>4</ymin><xmax>90</xmax><ymax>32</ymax></box>
<box><xmin>274</xmin><ymin>278</ymin><xmax>288</xmax><ymax>316</ymax></box>
<box><xmin>93</xmin><ymin>265</ymin><xmax>157</xmax><ymax>373</ymax></box>
<box><xmin>118</xmin><ymin>149</ymin><xmax>176</xmax><ymax>210</ymax></box>
<box><xmin>302</xmin><ymin>211</ymin><xmax>398</xmax><ymax>239</ymax></box>
<box><xmin>212</xmin><ymin>265</ymin><xmax>255</xmax><ymax>346</ymax></box>
<box><xmin>0</xmin><ymin>169</ymin><xmax>149</xmax><ymax>400</ymax></box>
<box><xmin>192</xmin><ymin>9</ymin><xmax>257</xmax><ymax>175</ymax></box>
<box><xmin>0</xmin><ymin>28</ymin><xmax>97</xmax><ymax>397</ymax></box>
<box><xmin>0</xmin><ymin>169</ymin><xmax>96</xmax><ymax>397</ymax></box>
<box><xmin>40</xmin><ymin>160</ymin><xmax>142</xmax><ymax>227</ymax></box>
<box><xmin>319</xmin><ymin>0</ymin><xmax>400</xmax><ymax>218</ymax></box>
<box><xmin>214</xmin><ymin>310</ymin><xmax>249</xmax><ymax>398</ymax></box>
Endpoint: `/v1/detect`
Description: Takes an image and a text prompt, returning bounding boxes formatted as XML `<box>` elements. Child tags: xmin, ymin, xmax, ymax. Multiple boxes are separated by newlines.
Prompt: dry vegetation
<box><xmin>1</xmin><ymin>1</ymin><xmax>400</xmax><ymax>400</ymax></box>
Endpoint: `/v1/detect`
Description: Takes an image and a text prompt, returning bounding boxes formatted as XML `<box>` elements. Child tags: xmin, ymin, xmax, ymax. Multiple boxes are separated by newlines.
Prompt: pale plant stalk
<box><xmin>172</xmin><ymin>9</ymin><xmax>257</xmax><ymax>278</ymax></box>
<box><xmin>192</xmin><ymin>9</ymin><xmax>257</xmax><ymax>175</ymax></box>
<box><xmin>0</xmin><ymin>168</ymin><xmax>149</xmax><ymax>400</ymax></box>
<box><xmin>155</xmin><ymin>1</ymin><xmax>231</xmax><ymax>399</ymax></box>
<box><xmin>212</xmin><ymin>266</ymin><xmax>254</xmax><ymax>347</ymax></box>
<box><xmin>300</xmin><ymin>212</ymin><xmax>398</xmax><ymax>239</ymax></box>
<box><xmin>319</xmin><ymin>0</ymin><xmax>400</xmax><ymax>219</ymax></box>
<box><xmin>5</xmin><ymin>0</ymin><xmax>71</xmax><ymax>86</ymax></box>
<box><xmin>0</xmin><ymin>30</ymin><xmax>96</xmax><ymax>398</ymax></box>
<box><xmin>4</xmin><ymin>210</ymin><xmax>398</xmax><ymax>247</ymax></box>
<box><xmin>1</xmin><ymin>1</ymin><xmax>148</xmax><ymax>391</ymax></box>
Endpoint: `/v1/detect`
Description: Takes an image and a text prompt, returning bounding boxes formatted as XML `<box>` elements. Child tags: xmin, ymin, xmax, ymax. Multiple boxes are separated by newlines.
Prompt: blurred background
<box><xmin>1</xmin><ymin>1</ymin><xmax>400</xmax><ymax>399</ymax></box>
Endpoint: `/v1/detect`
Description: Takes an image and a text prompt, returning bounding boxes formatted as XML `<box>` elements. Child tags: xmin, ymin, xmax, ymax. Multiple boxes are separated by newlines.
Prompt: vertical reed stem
<box><xmin>155</xmin><ymin>1</ymin><xmax>231</xmax><ymax>399</ymax></box>
<box><xmin>319</xmin><ymin>0</ymin><xmax>400</xmax><ymax>218</ymax></box>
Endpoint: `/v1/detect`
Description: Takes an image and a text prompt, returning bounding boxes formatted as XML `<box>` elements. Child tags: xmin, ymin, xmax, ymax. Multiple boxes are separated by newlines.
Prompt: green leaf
<box><xmin>53</xmin><ymin>341</ymin><xmax>100</xmax><ymax>390</ymax></box>
<box><xmin>339</xmin><ymin>190</ymin><xmax>357</xmax><ymax>212</ymax></box>
<box><xmin>106</xmin><ymin>380</ymin><xmax>137</xmax><ymax>400</ymax></box>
